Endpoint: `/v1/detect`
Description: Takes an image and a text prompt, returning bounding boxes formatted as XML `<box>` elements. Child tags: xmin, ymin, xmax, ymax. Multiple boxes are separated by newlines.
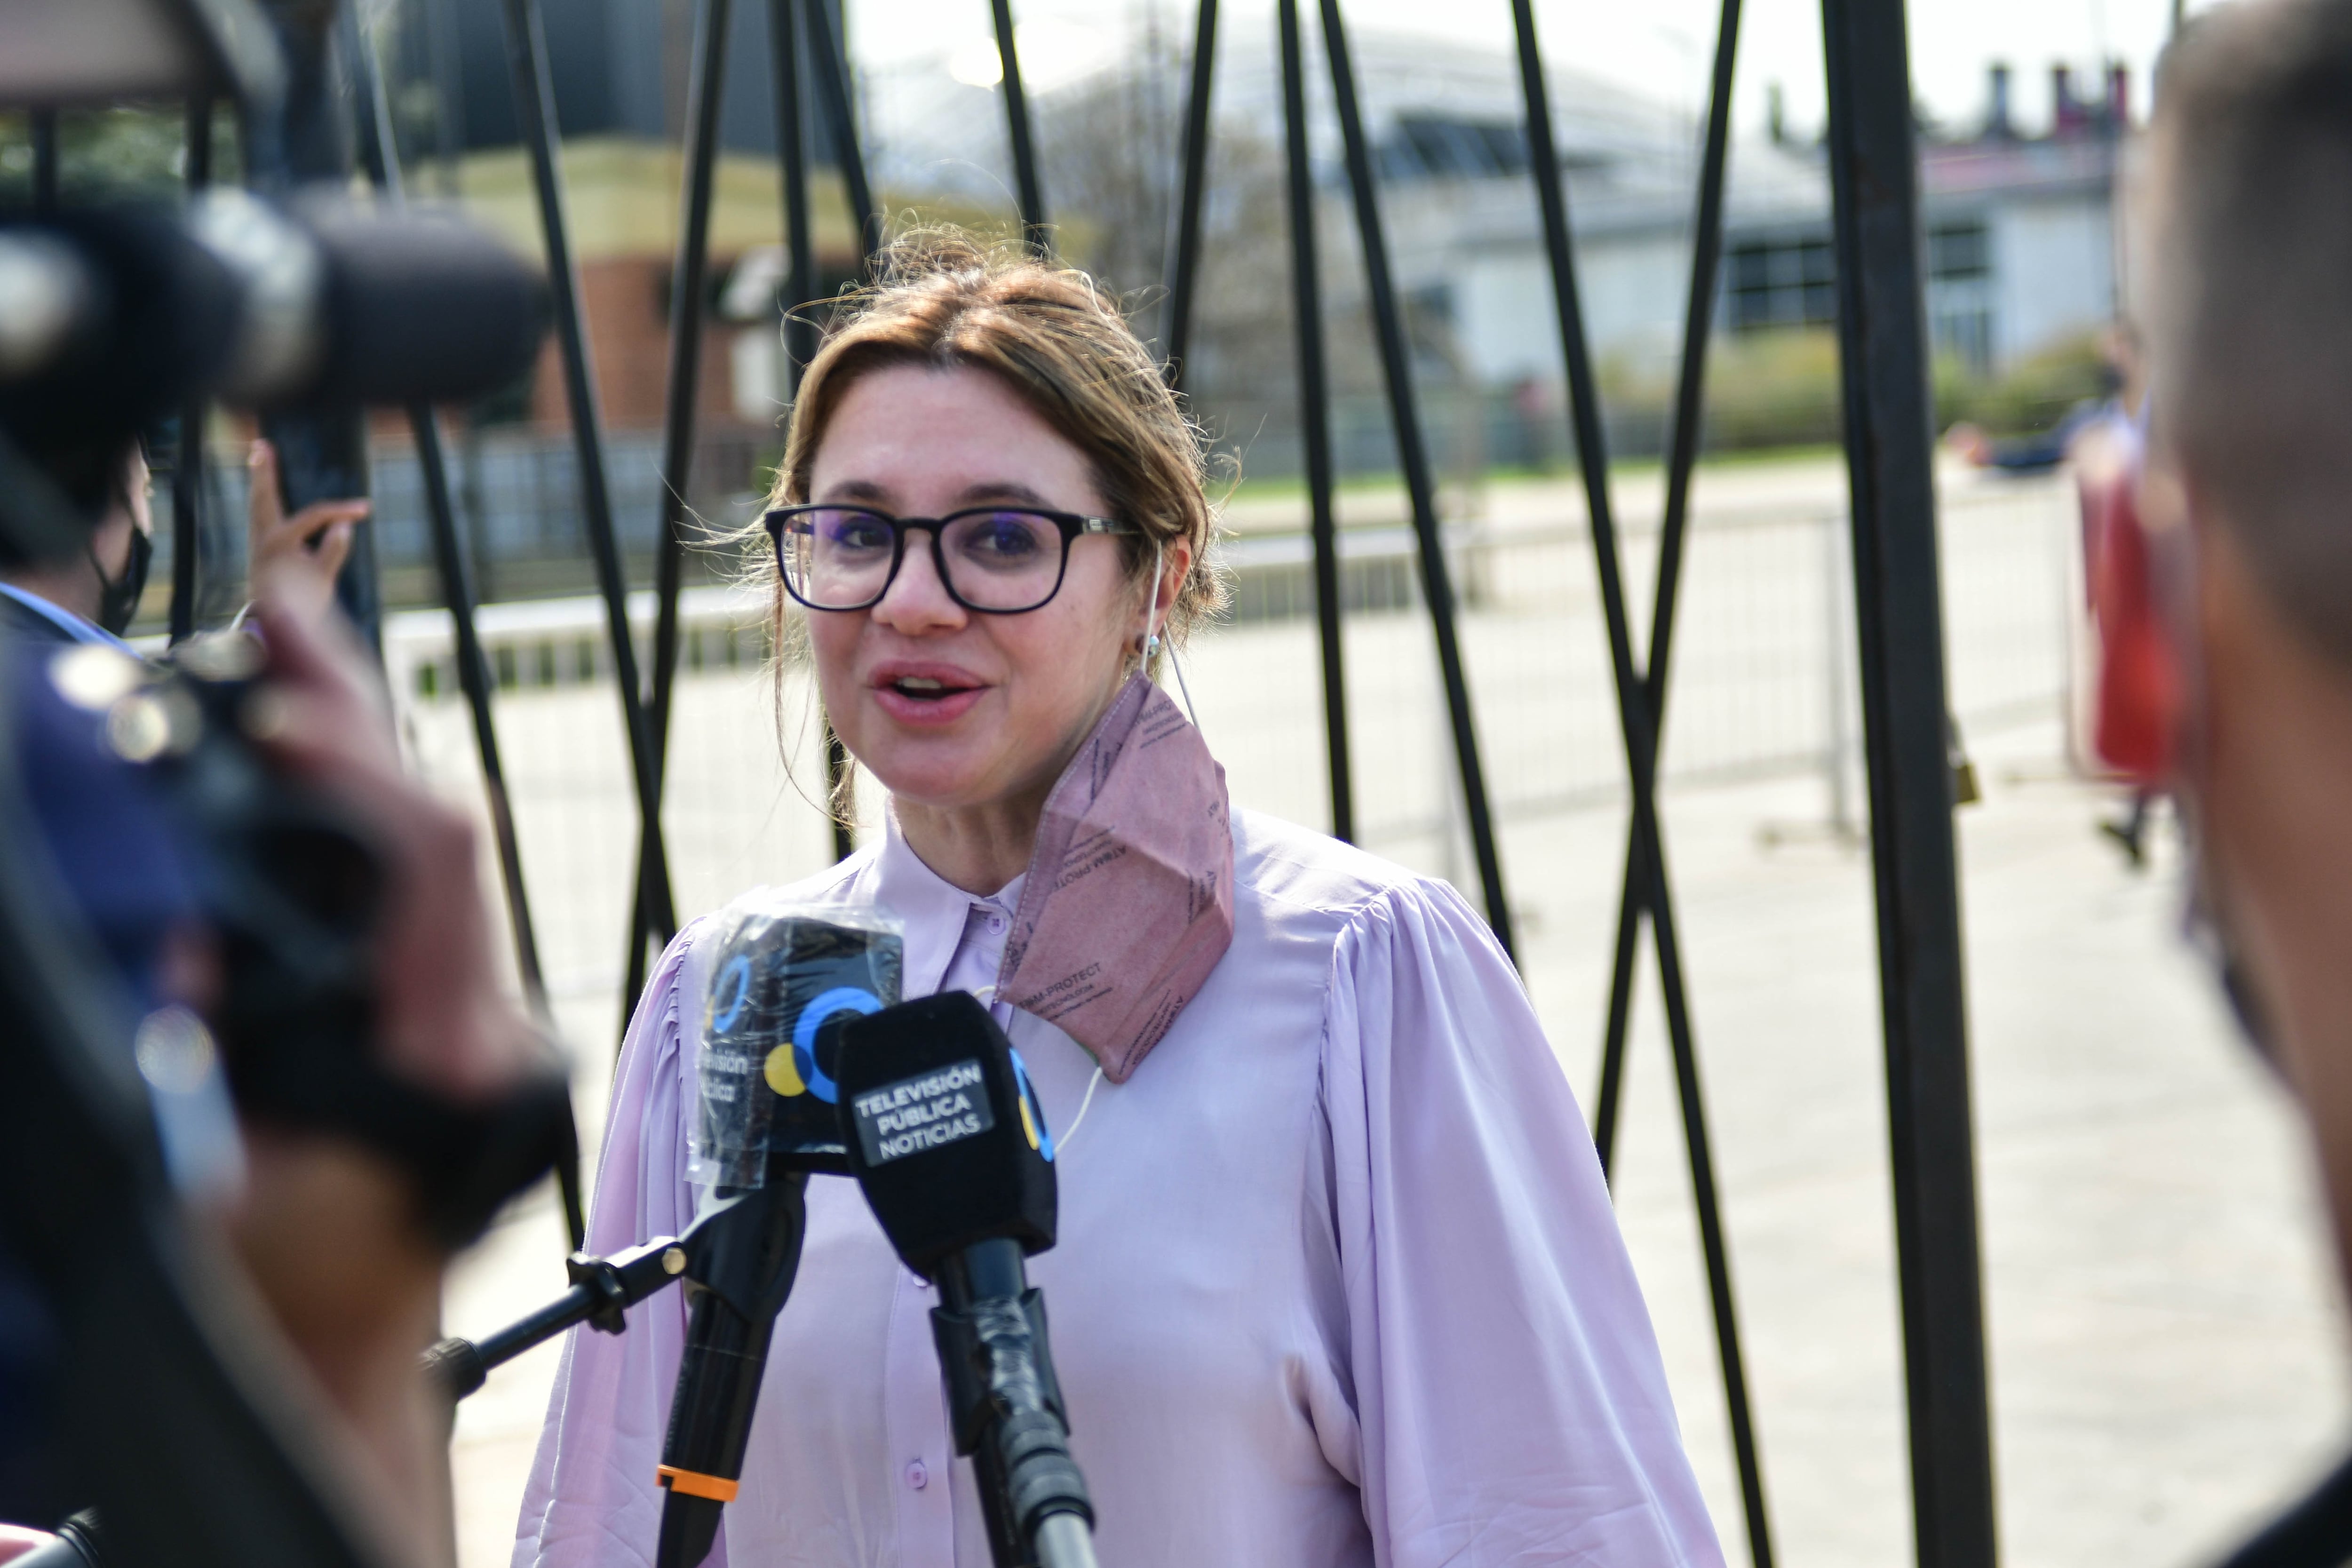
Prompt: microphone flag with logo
<box><xmin>692</xmin><ymin>897</ymin><xmax>903</xmax><ymax>1186</ymax></box>
<box><xmin>654</xmin><ymin>900</ymin><xmax>902</xmax><ymax>1568</ymax></box>
<box><xmin>835</xmin><ymin>994</ymin><xmax>1098</xmax><ymax>1568</ymax></box>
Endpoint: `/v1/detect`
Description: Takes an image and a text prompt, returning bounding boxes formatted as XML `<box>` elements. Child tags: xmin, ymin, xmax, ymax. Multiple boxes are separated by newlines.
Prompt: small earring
<box><xmin>1145</xmin><ymin>632</ymin><xmax>1161</xmax><ymax>660</ymax></box>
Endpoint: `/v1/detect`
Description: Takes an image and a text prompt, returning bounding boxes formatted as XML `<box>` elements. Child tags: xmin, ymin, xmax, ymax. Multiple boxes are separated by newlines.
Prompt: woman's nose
<box><xmin>871</xmin><ymin>533</ymin><xmax>965</xmax><ymax>633</ymax></box>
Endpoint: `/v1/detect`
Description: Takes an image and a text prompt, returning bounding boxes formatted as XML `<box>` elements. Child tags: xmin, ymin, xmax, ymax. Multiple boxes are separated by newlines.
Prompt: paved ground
<box><xmin>433</xmin><ymin>457</ymin><xmax>2351</xmax><ymax>1566</ymax></box>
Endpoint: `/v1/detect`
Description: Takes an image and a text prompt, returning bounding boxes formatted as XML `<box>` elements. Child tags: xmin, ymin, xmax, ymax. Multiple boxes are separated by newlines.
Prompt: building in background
<box><xmin>356</xmin><ymin>1</ymin><xmax>2127</xmax><ymax>607</ymax></box>
<box><xmin>1329</xmin><ymin>48</ymin><xmax>2127</xmax><ymax>390</ymax></box>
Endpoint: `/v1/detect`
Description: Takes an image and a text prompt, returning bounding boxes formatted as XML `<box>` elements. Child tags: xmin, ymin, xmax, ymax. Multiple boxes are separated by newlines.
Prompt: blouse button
<box><xmin>905</xmin><ymin>1459</ymin><xmax>930</xmax><ymax>1491</ymax></box>
<box><xmin>986</xmin><ymin>913</ymin><xmax>1006</xmax><ymax>934</ymax></box>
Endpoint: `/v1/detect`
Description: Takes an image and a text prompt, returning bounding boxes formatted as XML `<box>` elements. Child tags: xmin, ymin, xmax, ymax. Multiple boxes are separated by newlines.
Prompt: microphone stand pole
<box><xmin>934</xmin><ymin>1239</ymin><xmax>1099</xmax><ymax>1568</ymax></box>
<box><xmin>653</xmin><ymin>1165</ymin><xmax>808</xmax><ymax>1568</ymax></box>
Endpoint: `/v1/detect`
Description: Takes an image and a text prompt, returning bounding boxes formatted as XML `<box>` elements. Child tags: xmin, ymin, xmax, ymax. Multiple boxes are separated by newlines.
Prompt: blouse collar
<box><xmin>874</xmin><ymin>807</ymin><xmax>1026</xmax><ymax>999</ymax></box>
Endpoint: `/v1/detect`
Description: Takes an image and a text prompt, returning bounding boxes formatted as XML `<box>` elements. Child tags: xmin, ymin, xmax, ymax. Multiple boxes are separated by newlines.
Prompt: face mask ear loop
<box><xmin>1168</xmin><ymin>644</ymin><xmax>1202</xmax><ymax>733</ymax></box>
<box><xmin>1140</xmin><ymin>538</ymin><xmax>1204</xmax><ymax>733</ymax></box>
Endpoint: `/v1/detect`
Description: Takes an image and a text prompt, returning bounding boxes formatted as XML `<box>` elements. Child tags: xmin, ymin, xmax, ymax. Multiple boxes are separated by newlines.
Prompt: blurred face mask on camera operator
<box><xmin>0</xmin><ymin>439</ymin><xmax>153</xmax><ymax>640</ymax></box>
<box><xmin>89</xmin><ymin>453</ymin><xmax>154</xmax><ymax>638</ymax></box>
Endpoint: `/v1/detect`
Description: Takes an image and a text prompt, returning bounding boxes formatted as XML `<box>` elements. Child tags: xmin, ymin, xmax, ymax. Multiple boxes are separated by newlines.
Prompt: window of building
<box><xmin>1376</xmin><ymin>116</ymin><xmax>1530</xmax><ymax>183</ymax></box>
<box><xmin>1926</xmin><ymin>220</ymin><xmax>1994</xmax><ymax>373</ymax></box>
<box><xmin>1726</xmin><ymin>236</ymin><xmax>1836</xmax><ymax>331</ymax></box>
<box><xmin>1927</xmin><ymin>222</ymin><xmax>1990</xmax><ymax>281</ymax></box>
<box><xmin>1725</xmin><ymin>220</ymin><xmax>1996</xmax><ymax>366</ymax></box>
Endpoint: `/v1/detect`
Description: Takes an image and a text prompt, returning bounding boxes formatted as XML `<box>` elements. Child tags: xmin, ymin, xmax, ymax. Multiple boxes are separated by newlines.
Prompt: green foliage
<box><xmin>1600</xmin><ymin>327</ymin><xmax>1844</xmax><ymax>453</ymax></box>
<box><xmin>1936</xmin><ymin>329</ymin><xmax>2114</xmax><ymax>437</ymax></box>
<box><xmin>1598</xmin><ymin>324</ymin><xmax>2116</xmax><ymax>454</ymax></box>
<box><xmin>0</xmin><ymin>105</ymin><xmax>238</xmax><ymax>207</ymax></box>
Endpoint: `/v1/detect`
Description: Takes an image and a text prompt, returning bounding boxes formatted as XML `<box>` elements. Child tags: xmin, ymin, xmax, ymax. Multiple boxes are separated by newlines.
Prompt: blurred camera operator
<box><xmin>2115</xmin><ymin>0</ymin><xmax>2352</xmax><ymax>1560</ymax></box>
<box><xmin>0</xmin><ymin>439</ymin><xmax>546</xmax><ymax>1563</ymax></box>
<box><xmin>0</xmin><ymin>436</ymin><xmax>151</xmax><ymax>649</ymax></box>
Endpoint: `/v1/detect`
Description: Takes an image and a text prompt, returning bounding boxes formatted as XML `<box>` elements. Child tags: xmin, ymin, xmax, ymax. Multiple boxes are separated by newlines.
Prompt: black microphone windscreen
<box><xmin>834</xmin><ymin>992</ymin><xmax>1056</xmax><ymax>1277</ymax></box>
<box><xmin>297</xmin><ymin>202</ymin><xmax>548</xmax><ymax>408</ymax></box>
<box><xmin>697</xmin><ymin>905</ymin><xmax>902</xmax><ymax>1185</ymax></box>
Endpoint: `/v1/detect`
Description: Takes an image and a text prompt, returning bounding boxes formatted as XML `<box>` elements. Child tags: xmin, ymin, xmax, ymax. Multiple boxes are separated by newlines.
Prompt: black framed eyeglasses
<box><xmin>763</xmin><ymin>504</ymin><xmax>1139</xmax><ymax>614</ymax></box>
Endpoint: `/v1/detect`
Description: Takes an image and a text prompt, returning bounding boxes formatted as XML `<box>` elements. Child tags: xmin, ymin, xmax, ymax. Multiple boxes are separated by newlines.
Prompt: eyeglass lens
<box><xmin>779</xmin><ymin>507</ymin><xmax>1073</xmax><ymax>611</ymax></box>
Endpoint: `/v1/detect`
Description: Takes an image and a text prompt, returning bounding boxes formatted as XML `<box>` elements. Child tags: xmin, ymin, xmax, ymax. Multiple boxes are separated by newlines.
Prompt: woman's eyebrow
<box><xmin>814</xmin><ymin>478</ymin><xmax>894</xmax><ymax>505</ymax></box>
<box><xmin>953</xmin><ymin>481</ymin><xmax>1058</xmax><ymax>509</ymax></box>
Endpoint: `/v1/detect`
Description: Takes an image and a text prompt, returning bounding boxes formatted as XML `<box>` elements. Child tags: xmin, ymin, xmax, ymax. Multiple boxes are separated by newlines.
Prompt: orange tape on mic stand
<box><xmin>656</xmin><ymin>1465</ymin><xmax>740</xmax><ymax>1503</ymax></box>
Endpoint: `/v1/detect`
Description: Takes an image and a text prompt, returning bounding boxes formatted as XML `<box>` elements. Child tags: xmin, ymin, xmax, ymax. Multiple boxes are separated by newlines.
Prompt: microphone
<box><xmin>0</xmin><ymin>191</ymin><xmax>545</xmax><ymax>443</ymax></box>
<box><xmin>655</xmin><ymin>906</ymin><xmax>902</xmax><ymax>1568</ymax></box>
<box><xmin>835</xmin><ymin>993</ymin><xmax>1099</xmax><ymax>1568</ymax></box>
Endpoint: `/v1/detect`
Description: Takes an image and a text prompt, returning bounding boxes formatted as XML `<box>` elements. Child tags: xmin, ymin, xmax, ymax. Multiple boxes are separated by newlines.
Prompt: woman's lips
<box><xmin>868</xmin><ymin>667</ymin><xmax>988</xmax><ymax>725</ymax></box>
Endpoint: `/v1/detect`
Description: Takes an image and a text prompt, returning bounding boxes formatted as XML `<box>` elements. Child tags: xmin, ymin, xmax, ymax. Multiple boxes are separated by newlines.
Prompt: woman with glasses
<box><xmin>517</xmin><ymin>232</ymin><xmax>1720</xmax><ymax>1568</ymax></box>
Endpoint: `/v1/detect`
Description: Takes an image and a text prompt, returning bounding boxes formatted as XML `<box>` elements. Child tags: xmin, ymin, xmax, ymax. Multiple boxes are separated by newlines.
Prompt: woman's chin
<box><xmin>858</xmin><ymin>747</ymin><xmax>1013</xmax><ymax>814</ymax></box>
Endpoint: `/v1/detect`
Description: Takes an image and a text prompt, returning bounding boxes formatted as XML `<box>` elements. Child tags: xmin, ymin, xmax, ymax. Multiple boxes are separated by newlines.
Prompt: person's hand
<box><xmin>247</xmin><ymin>440</ymin><xmax>369</xmax><ymax>626</ymax></box>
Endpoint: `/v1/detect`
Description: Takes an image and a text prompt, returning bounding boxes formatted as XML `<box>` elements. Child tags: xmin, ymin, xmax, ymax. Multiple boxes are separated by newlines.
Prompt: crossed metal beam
<box><xmin>1166</xmin><ymin>0</ymin><xmax>1516</xmax><ymax>944</ymax></box>
<box><xmin>349</xmin><ymin>11</ymin><xmax>586</xmax><ymax>1251</ymax></box>
<box><xmin>1506</xmin><ymin>0</ymin><xmax>1773</xmax><ymax>1559</ymax></box>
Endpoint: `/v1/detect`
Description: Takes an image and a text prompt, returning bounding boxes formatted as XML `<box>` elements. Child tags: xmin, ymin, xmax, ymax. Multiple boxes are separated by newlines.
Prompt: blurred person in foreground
<box><xmin>2116</xmin><ymin>1</ymin><xmax>2352</xmax><ymax>1560</ymax></box>
<box><xmin>0</xmin><ymin>441</ymin><xmax>538</xmax><ymax>1564</ymax></box>
<box><xmin>519</xmin><ymin>230</ymin><xmax>1720</xmax><ymax>1568</ymax></box>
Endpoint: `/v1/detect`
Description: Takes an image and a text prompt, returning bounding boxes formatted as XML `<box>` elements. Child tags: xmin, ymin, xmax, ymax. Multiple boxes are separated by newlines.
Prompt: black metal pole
<box><xmin>1592</xmin><ymin>0</ymin><xmax>1746</xmax><ymax>1172</ymax></box>
<box><xmin>350</xmin><ymin>7</ymin><xmax>582</xmax><ymax>1252</ymax></box>
<box><xmin>409</xmin><ymin>418</ymin><xmax>552</xmax><ymax>1011</ymax></box>
<box><xmin>1160</xmin><ymin>0</ymin><xmax>1218</xmax><ymax>390</ymax></box>
<box><xmin>799</xmin><ymin>0</ymin><xmax>868</xmax><ymax>859</ymax></box>
<box><xmin>770</xmin><ymin>0</ymin><xmax>853</xmax><ymax>864</ymax></box>
<box><xmin>170</xmin><ymin>96</ymin><xmax>212</xmax><ymax>646</ymax></box>
<box><xmin>804</xmin><ymin>0</ymin><xmax>879</xmax><ymax>260</ymax></box>
<box><xmin>1276</xmin><ymin>0</ymin><xmax>1350</xmax><ymax>844</ymax></box>
<box><xmin>1821</xmin><ymin>0</ymin><xmax>1996</xmax><ymax>1562</ymax></box>
<box><xmin>773</xmin><ymin>0</ymin><xmax>816</xmax><ymax>400</ymax></box>
<box><xmin>1313</xmin><ymin>0</ymin><xmax>1511</xmax><ymax>952</ymax></box>
<box><xmin>30</xmin><ymin>110</ymin><xmax>57</xmax><ymax>215</ymax></box>
<box><xmin>634</xmin><ymin>0</ymin><xmax>732</xmax><ymax>986</ymax></box>
<box><xmin>496</xmin><ymin>0</ymin><xmax>680</xmax><ymax>1034</ymax></box>
<box><xmin>415</xmin><ymin>419</ymin><xmax>583</xmax><ymax>1258</ymax></box>
<box><xmin>989</xmin><ymin>0</ymin><xmax>1048</xmax><ymax>253</ymax></box>
<box><xmin>1509</xmin><ymin>7</ymin><xmax>1771</xmax><ymax>1563</ymax></box>
<box><xmin>424</xmin><ymin>0</ymin><xmax>468</xmax><ymax>199</ymax></box>
<box><xmin>647</xmin><ymin>0</ymin><xmax>730</xmax><ymax>782</ymax></box>
<box><xmin>253</xmin><ymin>0</ymin><xmax>381</xmax><ymax>654</ymax></box>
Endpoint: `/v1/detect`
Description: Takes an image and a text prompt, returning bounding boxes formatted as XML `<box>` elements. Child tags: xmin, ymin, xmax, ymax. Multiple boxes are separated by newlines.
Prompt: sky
<box><xmin>845</xmin><ymin>0</ymin><xmax>2232</xmax><ymax>143</ymax></box>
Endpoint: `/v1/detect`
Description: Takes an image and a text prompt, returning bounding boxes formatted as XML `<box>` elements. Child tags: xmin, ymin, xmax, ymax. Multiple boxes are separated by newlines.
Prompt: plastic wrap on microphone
<box><xmin>692</xmin><ymin>895</ymin><xmax>902</xmax><ymax>1189</ymax></box>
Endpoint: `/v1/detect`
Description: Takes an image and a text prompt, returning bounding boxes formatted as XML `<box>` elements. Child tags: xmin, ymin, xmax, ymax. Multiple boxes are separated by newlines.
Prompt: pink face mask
<box><xmin>993</xmin><ymin>674</ymin><xmax>1235</xmax><ymax>1082</ymax></box>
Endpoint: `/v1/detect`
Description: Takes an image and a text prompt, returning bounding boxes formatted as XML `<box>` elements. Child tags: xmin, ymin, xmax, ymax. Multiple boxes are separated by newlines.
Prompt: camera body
<box><xmin>37</xmin><ymin>634</ymin><xmax>567</xmax><ymax>1250</ymax></box>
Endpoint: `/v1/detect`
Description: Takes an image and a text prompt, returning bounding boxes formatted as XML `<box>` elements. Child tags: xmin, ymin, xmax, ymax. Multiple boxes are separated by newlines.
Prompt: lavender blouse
<box><xmin>514</xmin><ymin>808</ymin><xmax>1723</xmax><ymax>1568</ymax></box>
